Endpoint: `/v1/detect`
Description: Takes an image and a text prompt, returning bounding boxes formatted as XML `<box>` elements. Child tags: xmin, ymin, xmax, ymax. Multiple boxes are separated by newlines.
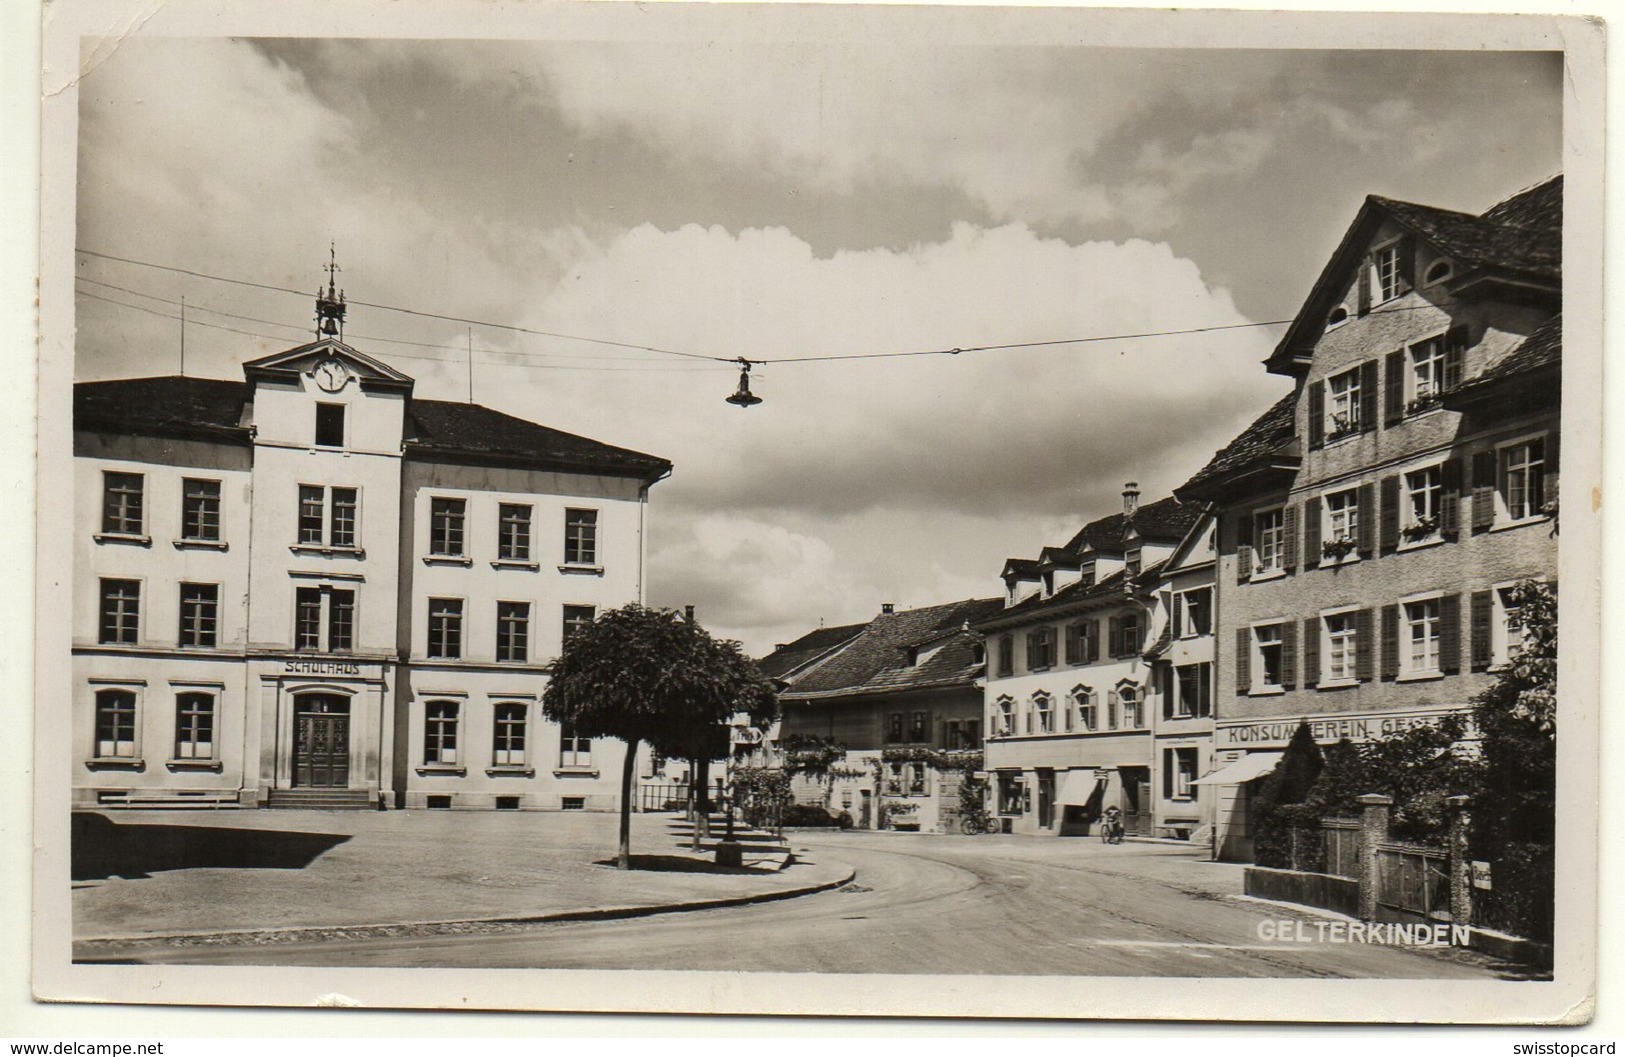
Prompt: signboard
<box><xmin>284</xmin><ymin>660</ymin><xmax>362</xmax><ymax>676</ymax></box>
<box><xmin>1472</xmin><ymin>860</ymin><xmax>1493</xmax><ymax>891</ymax></box>
<box><xmin>1216</xmin><ymin>710</ymin><xmax>1472</xmax><ymax>749</ymax></box>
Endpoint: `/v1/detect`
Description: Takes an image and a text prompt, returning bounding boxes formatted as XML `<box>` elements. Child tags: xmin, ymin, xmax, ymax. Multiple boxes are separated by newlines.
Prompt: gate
<box><xmin>638</xmin><ymin>782</ymin><xmax>691</xmax><ymax>813</ymax></box>
<box><xmin>1376</xmin><ymin>842</ymin><xmax>1450</xmax><ymax>922</ymax></box>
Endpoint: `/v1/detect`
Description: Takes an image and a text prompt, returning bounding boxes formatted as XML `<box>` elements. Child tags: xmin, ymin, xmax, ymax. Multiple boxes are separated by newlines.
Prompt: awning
<box><xmin>1191</xmin><ymin>751</ymin><xmax>1283</xmax><ymax>786</ymax></box>
<box><xmin>1057</xmin><ymin>770</ymin><xmax>1109</xmax><ymax>806</ymax></box>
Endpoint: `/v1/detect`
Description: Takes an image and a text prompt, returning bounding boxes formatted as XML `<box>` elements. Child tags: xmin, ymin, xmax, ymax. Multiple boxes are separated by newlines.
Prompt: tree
<box><xmin>542</xmin><ymin>604</ymin><xmax>778</xmax><ymax>869</ymax></box>
<box><xmin>1252</xmin><ymin>720</ymin><xmax>1324</xmax><ymax>869</ymax></box>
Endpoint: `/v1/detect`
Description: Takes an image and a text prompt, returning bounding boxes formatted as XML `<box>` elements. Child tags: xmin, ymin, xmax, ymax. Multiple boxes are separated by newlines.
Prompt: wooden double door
<box><xmin>293</xmin><ymin>694</ymin><xmax>351</xmax><ymax>788</ymax></box>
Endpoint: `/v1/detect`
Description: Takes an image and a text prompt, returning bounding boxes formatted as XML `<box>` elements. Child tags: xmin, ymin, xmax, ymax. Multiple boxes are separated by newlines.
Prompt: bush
<box><xmin>781</xmin><ymin>803</ymin><xmax>840</xmax><ymax>827</ymax></box>
<box><xmin>1252</xmin><ymin>722</ymin><xmax>1324</xmax><ymax>869</ymax></box>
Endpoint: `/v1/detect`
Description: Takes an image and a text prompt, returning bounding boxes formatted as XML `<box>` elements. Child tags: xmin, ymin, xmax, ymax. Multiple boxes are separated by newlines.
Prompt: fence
<box><xmin>1286</xmin><ymin>817</ymin><xmax>1361</xmax><ymax>878</ymax></box>
<box><xmin>637</xmin><ymin>782</ymin><xmax>691</xmax><ymax>814</ymax></box>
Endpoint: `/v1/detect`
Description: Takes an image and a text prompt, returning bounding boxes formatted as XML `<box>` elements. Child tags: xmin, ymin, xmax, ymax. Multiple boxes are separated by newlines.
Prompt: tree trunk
<box><xmin>617</xmin><ymin>738</ymin><xmax>638</xmax><ymax>870</ymax></box>
<box><xmin>693</xmin><ymin>756</ymin><xmax>712</xmax><ymax>851</ymax></box>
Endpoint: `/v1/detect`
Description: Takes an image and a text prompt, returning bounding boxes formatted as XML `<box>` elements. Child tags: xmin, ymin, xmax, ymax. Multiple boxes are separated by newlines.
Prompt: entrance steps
<box><xmin>267</xmin><ymin>789</ymin><xmax>373</xmax><ymax>810</ymax></box>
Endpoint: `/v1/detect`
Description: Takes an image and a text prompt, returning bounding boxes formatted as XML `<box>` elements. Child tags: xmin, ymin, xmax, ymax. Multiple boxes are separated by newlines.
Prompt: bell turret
<box><xmin>315</xmin><ymin>243</ymin><xmax>347</xmax><ymax>340</ymax></box>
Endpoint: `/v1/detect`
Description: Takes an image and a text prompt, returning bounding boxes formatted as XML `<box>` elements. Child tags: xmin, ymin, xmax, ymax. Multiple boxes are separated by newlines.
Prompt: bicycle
<box><xmin>960</xmin><ymin>810</ymin><xmax>999</xmax><ymax>835</ymax></box>
<box><xmin>1099</xmin><ymin>810</ymin><xmax>1125</xmax><ymax>845</ymax></box>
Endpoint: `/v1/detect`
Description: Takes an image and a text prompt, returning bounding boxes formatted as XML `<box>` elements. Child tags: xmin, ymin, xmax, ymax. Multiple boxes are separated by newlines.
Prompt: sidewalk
<box><xmin>72</xmin><ymin>809</ymin><xmax>854</xmax><ymax>943</ymax></box>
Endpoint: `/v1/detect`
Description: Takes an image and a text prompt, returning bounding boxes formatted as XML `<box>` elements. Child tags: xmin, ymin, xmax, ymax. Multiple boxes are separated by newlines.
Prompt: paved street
<box><xmin>84</xmin><ymin>827</ymin><xmax>1513</xmax><ymax>978</ymax></box>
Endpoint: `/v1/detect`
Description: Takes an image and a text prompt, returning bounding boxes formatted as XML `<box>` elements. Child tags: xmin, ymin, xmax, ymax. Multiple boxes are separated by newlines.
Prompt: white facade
<box><xmin>73</xmin><ymin>332</ymin><xmax>669</xmax><ymax>811</ymax></box>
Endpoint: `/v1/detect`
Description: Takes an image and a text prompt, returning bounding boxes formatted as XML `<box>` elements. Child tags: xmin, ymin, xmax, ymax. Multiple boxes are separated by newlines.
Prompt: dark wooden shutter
<box><xmin>1357</xmin><ymin>253</ymin><xmax>1373</xmax><ymax>315</ymax></box>
<box><xmin>1440</xmin><ymin>458</ymin><xmax>1462</xmax><ymax>538</ymax></box>
<box><xmin>1282</xmin><ymin>504</ymin><xmax>1299</xmax><ymax>573</ymax></box>
<box><xmin>1302</xmin><ymin>495</ymin><xmax>1322</xmax><ymax>569</ymax></box>
<box><xmin>1359</xmin><ymin>359</ymin><xmax>1379</xmax><ymax>433</ymax></box>
<box><xmin>1442</xmin><ymin>325</ymin><xmax>1467</xmax><ymax>392</ymax></box>
<box><xmin>1355</xmin><ymin>608</ymin><xmax>1375</xmax><ymax>682</ymax></box>
<box><xmin>1308</xmin><ymin>381</ymin><xmax>1326</xmax><ymax>449</ymax></box>
<box><xmin>1545</xmin><ymin>429</ymin><xmax>1559</xmax><ymax>512</ymax></box>
<box><xmin>1471</xmin><ymin>450</ymin><xmax>1497</xmax><ymax>533</ymax></box>
<box><xmin>1357</xmin><ymin>482</ymin><xmax>1376</xmax><ymax>557</ymax></box>
<box><xmin>1396</xmin><ymin>235</ymin><xmax>1416</xmax><ymax>293</ymax></box>
<box><xmin>1380</xmin><ymin>604</ymin><xmax>1400</xmax><ymax>680</ymax></box>
<box><xmin>1439</xmin><ymin>593</ymin><xmax>1462</xmax><ymax>674</ymax></box>
<box><xmin>1064</xmin><ymin>623</ymin><xmax>1080</xmax><ymax>665</ymax></box>
<box><xmin>1171</xmin><ymin>593</ymin><xmax>1184</xmax><ymax>639</ymax></box>
<box><xmin>1236</xmin><ymin>513</ymin><xmax>1253</xmax><ymax>584</ymax></box>
<box><xmin>1108</xmin><ymin>616</ymin><xmax>1121</xmax><ymax>659</ymax></box>
<box><xmin>1235</xmin><ymin>627</ymin><xmax>1252</xmax><ymax>694</ymax></box>
<box><xmin>1384</xmin><ymin>350</ymin><xmax>1406</xmax><ymax>426</ymax></box>
<box><xmin>1470</xmin><ymin>590</ymin><xmax>1493</xmax><ymax>671</ymax></box>
<box><xmin>1379</xmin><ymin>475</ymin><xmax>1401</xmax><ymax>554</ymax></box>
<box><xmin>1163</xmin><ymin>750</ymin><xmax>1174</xmax><ymax>799</ymax></box>
<box><xmin>1302</xmin><ymin>617</ymin><xmax>1320</xmax><ymax>688</ymax></box>
<box><xmin>1161</xmin><ymin>666</ymin><xmax>1174</xmax><ymax>720</ymax></box>
<box><xmin>1279</xmin><ymin>620</ymin><xmax>1298</xmax><ymax>689</ymax></box>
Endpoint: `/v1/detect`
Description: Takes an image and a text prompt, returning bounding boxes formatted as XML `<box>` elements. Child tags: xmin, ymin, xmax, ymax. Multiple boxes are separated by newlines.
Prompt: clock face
<box><xmin>314</xmin><ymin>359</ymin><xmax>348</xmax><ymax>393</ymax></box>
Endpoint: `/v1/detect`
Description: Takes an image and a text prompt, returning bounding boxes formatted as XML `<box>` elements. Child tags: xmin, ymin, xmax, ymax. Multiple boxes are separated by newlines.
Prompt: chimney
<box><xmin>684</xmin><ymin>605</ymin><xmax>696</xmax><ymax>624</ymax></box>
<box><xmin>881</xmin><ymin>603</ymin><xmax>895</xmax><ymax>615</ymax></box>
<box><xmin>1123</xmin><ymin>481</ymin><xmax>1140</xmax><ymax>517</ymax></box>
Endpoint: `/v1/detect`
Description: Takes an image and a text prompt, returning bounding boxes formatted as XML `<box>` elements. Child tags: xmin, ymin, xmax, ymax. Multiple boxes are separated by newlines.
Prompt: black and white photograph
<box><xmin>21</xmin><ymin>0</ymin><xmax>1606</xmax><ymax>1028</ymax></box>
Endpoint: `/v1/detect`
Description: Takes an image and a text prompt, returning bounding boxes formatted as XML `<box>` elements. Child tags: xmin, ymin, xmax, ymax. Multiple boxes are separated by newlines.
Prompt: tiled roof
<box><xmin>1373</xmin><ymin>194</ymin><xmax>1560</xmax><ymax>279</ymax></box>
<box><xmin>1481</xmin><ymin>174</ymin><xmax>1564</xmax><ymax>231</ymax></box>
<box><xmin>1060</xmin><ymin>496</ymin><xmax>1197</xmax><ymax>555</ymax></box>
<box><xmin>1481</xmin><ymin>314</ymin><xmax>1562</xmax><ymax>383</ymax></box>
<box><xmin>1001</xmin><ymin>557</ymin><xmax>1042</xmax><ymax>580</ymax></box>
<box><xmin>74</xmin><ymin>375</ymin><xmax>670</xmax><ymax>479</ymax></box>
<box><xmin>1177</xmin><ymin>392</ymin><xmax>1298</xmax><ymax>496</ymax></box>
<box><xmin>1444</xmin><ymin>314</ymin><xmax>1562</xmax><ymax>409</ymax></box>
<box><xmin>755</xmin><ymin>623</ymin><xmax>868</xmax><ymax>681</ymax></box>
<box><xmin>74</xmin><ymin>376</ymin><xmax>253</xmax><ymax>444</ymax></box>
<box><xmin>781</xmin><ymin>597</ymin><xmax>1005</xmax><ymax>698</ymax></box>
<box><xmin>1142</xmin><ymin>620</ymin><xmax>1175</xmax><ymax>660</ymax></box>
<box><xmin>973</xmin><ymin>568</ymin><xmax>1133</xmax><ymax>631</ymax></box>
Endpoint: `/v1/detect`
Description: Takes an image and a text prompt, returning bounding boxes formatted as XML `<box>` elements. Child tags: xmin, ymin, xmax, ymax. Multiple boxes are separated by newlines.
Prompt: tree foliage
<box><xmin>1252</xmin><ymin>721</ymin><xmax>1324</xmax><ymax>868</ymax></box>
<box><xmin>541</xmin><ymin>603</ymin><xmax>779</xmax><ymax>867</ymax></box>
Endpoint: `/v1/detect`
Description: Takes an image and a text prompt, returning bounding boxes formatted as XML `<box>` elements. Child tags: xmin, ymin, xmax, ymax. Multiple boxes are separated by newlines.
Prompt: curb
<box><xmin>74</xmin><ymin>866</ymin><xmax>858</xmax><ymax>951</ymax></box>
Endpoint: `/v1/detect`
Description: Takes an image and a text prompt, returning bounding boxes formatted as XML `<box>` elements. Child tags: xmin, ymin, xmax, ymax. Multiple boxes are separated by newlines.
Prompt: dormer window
<box><xmin>1125</xmin><ymin>546</ymin><xmax>1142</xmax><ymax>578</ymax></box>
<box><xmin>1079</xmin><ymin>561</ymin><xmax>1096</xmax><ymax>589</ymax></box>
<box><xmin>315</xmin><ymin>403</ymin><xmax>346</xmax><ymax>447</ymax></box>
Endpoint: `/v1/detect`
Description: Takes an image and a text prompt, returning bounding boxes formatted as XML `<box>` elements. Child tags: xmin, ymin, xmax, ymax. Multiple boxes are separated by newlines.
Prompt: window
<box><xmin>174</xmin><ymin>692</ymin><xmax>215</xmax><ymax>760</ymax></box>
<box><xmin>1173</xmin><ymin>663</ymin><xmax>1212</xmax><ymax>718</ymax></box>
<box><xmin>315</xmin><ymin>403</ymin><xmax>346</xmax><ymax>447</ymax></box>
<box><xmin>562</xmin><ymin>604</ymin><xmax>595</xmax><ymax>645</ymax></box>
<box><xmin>496</xmin><ymin>601</ymin><xmax>530</xmax><ymax>663</ymax></box>
<box><xmin>964</xmin><ymin>719</ymin><xmax>981</xmax><ymax>748</ymax></box>
<box><xmin>1327</xmin><ymin>305</ymin><xmax>1349</xmax><ymax>329</ymax></box>
<box><xmin>427</xmin><ymin>598</ymin><xmax>464</xmax><ymax>659</ymax></box>
<box><xmin>995</xmin><ymin>696</ymin><xmax>1015</xmax><ymax>737</ymax></box>
<box><xmin>1072</xmin><ymin>687</ymin><xmax>1096</xmax><ymax>731</ymax></box>
<box><xmin>297</xmin><ymin>485</ymin><xmax>360</xmax><ymax>549</ymax></box>
<box><xmin>908</xmin><ymin>763</ymin><xmax>928</xmax><ymax>795</ymax></box>
<box><xmin>564</xmin><ymin>508</ymin><xmax>598</xmax><ymax>565</ymax></box>
<box><xmin>1491</xmin><ymin>586</ymin><xmax>1528</xmax><ymax>667</ymax></box>
<box><xmin>1118</xmin><ymin>685</ymin><xmax>1143</xmax><ymax>729</ymax></box>
<box><xmin>1254</xmin><ymin>624</ymin><xmax>1284</xmax><ymax>689</ymax></box>
<box><xmin>1065</xmin><ymin>620</ymin><xmax>1098</xmax><ymax>664</ymax></box>
<box><xmin>1327</xmin><ymin>367</ymin><xmax>1363</xmax><ymax>438</ymax></box>
<box><xmin>430</xmin><ymin>498</ymin><xmax>467</xmax><ymax>557</ymax></box>
<box><xmin>1409</xmin><ymin>338</ymin><xmax>1447</xmax><ymax>410</ymax></box>
<box><xmin>94</xmin><ymin>689</ymin><xmax>137</xmax><ymax>758</ymax></box>
<box><xmin>1324</xmin><ymin>612</ymin><xmax>1357</xmax><ymax>683</ymax></box>
<box><xmin>1165</xmin><ymin>747</ymin><xmax>1200</xmax><ymax>802</ymax></box>
<box><xmin>909</xmin><ymin>711</ymin><xmax>928</xmax><ymax>742</ymax></box>
<box><xmin>1323</xmin><ymin>488</ymin><xmax>1359</xmax><ymax>560</ymax></box>
<box><xmin>1112</xmin><ymin>612</ymin><xmax>1142</xmax><ymax>658</ymax></box>
<box><xmin>996</xmin><ymin>635</ymin><xmax>1014</xmax><ymax>677</ymax></box>
<box><xmin>424</xmin><ymin>701</ymin><xmax>460</xmax><ymax>765</ymax></box>
<box><xmin>559</xmin><ymin>728</ymin><xmax>592</xmax><ymax>768</ymax></box>
<box><xmin>1501</xmin><ymin>439</ymin><xmax>1546</xmax><ymax>522</ymax></box>
<box><xmin>1034</xmin><ymin>693</ymin><xmax>1054</xmax><ymax>734</ymax></box>
<box><xmin>1253</xmin><ymin>508</ymin><xmax>1285</xmax><ymax>576</ymax></box>
<box><xmin>887</xmin><ymin>712</ymin><xmax>904</xmax><ymax>743</ymax></box>
<box><xmin>997</xmin><ymin>773</ymin><xmax>1023</xmax><ymax>816</ymax></box>
<box><xmin>1404</xmin><ymin>599</ymin><xmax>1441</xmax><ymax>675</ymax></box>
<box><xmin>1374</xmin><ymin>243</ymin><xmax>1404</xmax><ymax>303</ymax></box>
<box><xmin>1125</xmin><ymin>546</ymin><xmax>1142</xmax><ymax>578</ymax></box>
<box><xmin>945</xmin><ymin>720</ymin><xmax>964</xmax><ymax>749</ymax></box>
<box><xmin>1404</xmin><ymin>465</ymin><xmax>1444</xmax><ymax>543</ymax></box>
<box><xmin>498</xmin><ymin>503</ymin><xmax>532</xmax><ymax>561</ymax></box>
<box><xmin>295</xmin><ymin>586</ymin><xmax>355</xmax><ymax>652</ymax></box>
<box><xmin>1026</xmin><ymin>626</ymin><xmax>1057</xmax><ymax>669</ymax></box>
<box><xmin>98</xmin><ymin>579</ymin><xmax>140</xmax><ymax>645</ymax></box>
<box><xmin>1424</xmin><ymin>260</ymin><xmax>1453</xmax><ymax>285</ymax></box>
<box><xmin>1175</xmin><ymin>588</ymin><xmax>1212</xmax><ymax>638</ymax></box>
<box><xmin>178</xmin><ymin>583</ymin><xmax>218</xmax><ymax>648</ymax></box>
<box><xmin>181</xmin><ymin>479</ymin><xmax>221</xmax><ymax>541</ymax></box>
<box><xmin>493</xmin><ymin>703</ymin><xmax>527</xmax><ymax>767</ymax></box>
<box><xmin>101</xmin><ymin>471</ymin><xmax>144</xmax><ymax>536</ymax></box>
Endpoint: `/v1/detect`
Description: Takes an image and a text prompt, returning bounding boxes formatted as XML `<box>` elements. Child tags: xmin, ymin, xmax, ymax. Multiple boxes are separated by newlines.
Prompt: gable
<box><xmin>243</xmin><ymin>338</ymin><xmax>415</xmax><ymax>393</ymax></box>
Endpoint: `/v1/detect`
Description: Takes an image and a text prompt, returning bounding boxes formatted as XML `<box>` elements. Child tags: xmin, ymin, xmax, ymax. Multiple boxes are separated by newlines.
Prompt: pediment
<box><xmin>243</xmin><ymin>338</ymin><xmax>415</xmax><ymax>393</ymax></box>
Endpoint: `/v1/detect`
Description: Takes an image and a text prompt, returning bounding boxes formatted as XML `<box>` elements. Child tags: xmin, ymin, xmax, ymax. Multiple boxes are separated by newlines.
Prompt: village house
<box><xmin>768</xmin><ymin>599</ymin><xmax>1001</xmax><ymax>832</ymax></box>
<box><xmin>74</xmin><ymin>283</ymin><xmax>671</xmax><ymax>812</ymax></box>
<box><xmin>1176</xmin><ymin>176</ymin><xmax>1562</xmax><ymax>861</ymax></box>
<box><xmin>973</xmin><ymin>488</ymin><xmax>1202</xmax><ymax>837</ymax></box>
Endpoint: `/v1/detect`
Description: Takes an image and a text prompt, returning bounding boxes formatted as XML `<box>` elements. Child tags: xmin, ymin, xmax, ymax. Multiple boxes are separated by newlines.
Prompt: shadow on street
<box><xmin>71</xmin><ymin>812</ymin><xmax>351</xmax><ymax>881</ymax></box>
<box><xmin>592</xmin><ymin>854</ymin><xmax>773</xmax><ymax>875</ymax></box>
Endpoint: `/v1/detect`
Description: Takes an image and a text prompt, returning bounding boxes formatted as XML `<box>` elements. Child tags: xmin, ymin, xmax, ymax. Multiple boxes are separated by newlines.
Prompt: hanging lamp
<box><xmin>725</xmin><ymin>358</ymin><xmax>763</xmax><ymax>407</ymax></box>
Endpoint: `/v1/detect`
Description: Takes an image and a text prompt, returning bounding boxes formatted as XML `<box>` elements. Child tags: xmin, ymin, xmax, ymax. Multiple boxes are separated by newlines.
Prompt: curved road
<box><xmin>95</xmin><ymin>832</ymin><xmax>1509</xmax><ymax>978</ymax></box>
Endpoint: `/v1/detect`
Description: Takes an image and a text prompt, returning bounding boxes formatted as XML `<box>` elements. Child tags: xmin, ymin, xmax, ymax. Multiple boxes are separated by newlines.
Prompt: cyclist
<box><xmin>1100</xmin><ymin>804</ymin><xmax>1124</xmax><ymax>845</ymax></box>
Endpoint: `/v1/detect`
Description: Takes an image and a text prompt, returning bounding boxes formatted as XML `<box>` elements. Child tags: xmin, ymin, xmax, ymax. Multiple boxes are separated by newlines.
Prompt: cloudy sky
<box><xmin>71</xmin><ymin>29</ymin><xmax>1562</xmax><ymax>655</ymax></box>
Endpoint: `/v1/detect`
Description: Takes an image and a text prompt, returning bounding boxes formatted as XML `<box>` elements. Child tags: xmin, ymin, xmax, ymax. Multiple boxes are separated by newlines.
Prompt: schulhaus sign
<box><xmin>1216</xmin><ymin>709</ymin><xmax>1472</xmax><ymax>748</ymax></box>
<box><xmin>283</xmin><ymin>660</ymin><xmax>363</xmax><ymax>676</ymax></box>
